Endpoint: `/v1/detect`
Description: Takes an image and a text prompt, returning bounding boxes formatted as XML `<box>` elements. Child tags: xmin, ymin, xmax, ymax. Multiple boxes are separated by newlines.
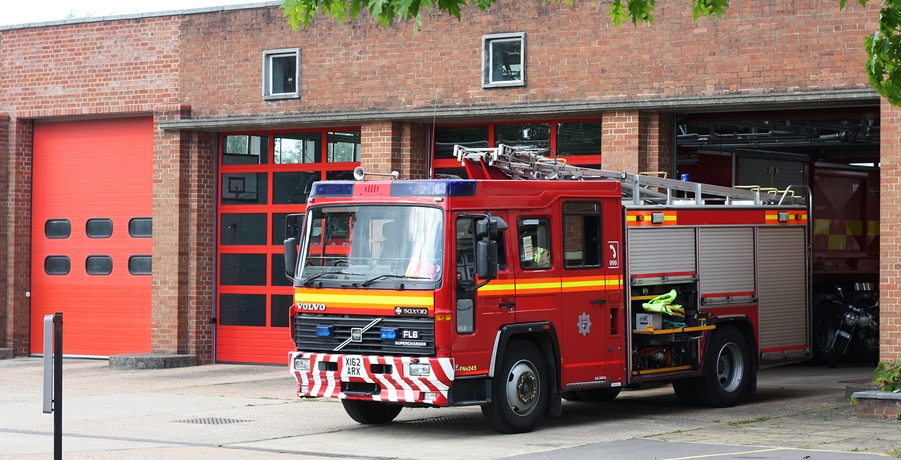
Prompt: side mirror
<box><xmin>476</xmin><ymin>240</ymin><xmax>498</xmax><ymax>280</ymax></box>
<box><xmin>284</xmin><ymin>237</ymin><xmax>298</xmax><ymax>280</ymax></box>
<box><xmin>283</xmin><ymin>213</ymin><xmax>305</xmax><ymax>281</ymax></box>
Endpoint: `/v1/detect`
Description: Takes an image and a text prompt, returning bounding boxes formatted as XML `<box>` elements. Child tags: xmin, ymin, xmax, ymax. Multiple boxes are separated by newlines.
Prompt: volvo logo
<box><xmin>298</xmin><ymin>303</ymin><xmax>326</xmax><ymax>311</ymax></box>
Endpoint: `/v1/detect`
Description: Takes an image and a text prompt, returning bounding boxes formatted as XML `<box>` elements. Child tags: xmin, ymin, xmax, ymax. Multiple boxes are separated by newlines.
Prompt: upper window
<box><xmin>483</xmin><ymin>33</ymin><xmax>526</xmax><ymax>88</ymax></box>
<box><xmin>518</xmin><ymin>218</ymin><xmax>551</xmax><ymax>270</ymax></box>
<box><xmin>263</xmin><ymin>49</ymin><xmax>300</xmax><ymax>100</ymax></box>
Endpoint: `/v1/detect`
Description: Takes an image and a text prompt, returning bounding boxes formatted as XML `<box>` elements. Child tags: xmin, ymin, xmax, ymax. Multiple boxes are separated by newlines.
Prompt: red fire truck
<box><xmin>284</xmin><ymin>145</ymin><xmax>811</xmax><ymax>433</ymax></box>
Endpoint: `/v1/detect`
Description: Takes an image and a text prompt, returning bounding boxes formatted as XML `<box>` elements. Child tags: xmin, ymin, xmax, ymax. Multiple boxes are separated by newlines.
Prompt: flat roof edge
<box><xmin>159</xmin><ymin>88</ymin><xmax>881</xmax><ymax>132</ymax></box>
<box><xmin>0</xmin><ymin>2</ymin><xmax>281</xmax><ymax>31</ymax></box>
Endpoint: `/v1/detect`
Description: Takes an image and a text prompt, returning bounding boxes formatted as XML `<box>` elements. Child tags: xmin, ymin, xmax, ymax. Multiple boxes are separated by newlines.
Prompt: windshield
<box><xmin>297</xmin><ymin>205</ymin><xmax>444</xmax><ymax>287</ymax></box>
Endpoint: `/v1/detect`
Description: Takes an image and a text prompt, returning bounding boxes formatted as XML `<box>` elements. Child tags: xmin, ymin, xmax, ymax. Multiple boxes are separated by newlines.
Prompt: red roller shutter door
<box><xmin>31</xmin><ymin>117</ymin><xmax>153</xmax><ymax>356</ymax></box>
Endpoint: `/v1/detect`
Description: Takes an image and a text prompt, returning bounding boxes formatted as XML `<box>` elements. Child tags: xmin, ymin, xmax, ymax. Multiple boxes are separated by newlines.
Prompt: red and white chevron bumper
<box><xmin>289</xmin><ymin>352</ymin><xmax>455</xmax><ymax>405</ymax></box>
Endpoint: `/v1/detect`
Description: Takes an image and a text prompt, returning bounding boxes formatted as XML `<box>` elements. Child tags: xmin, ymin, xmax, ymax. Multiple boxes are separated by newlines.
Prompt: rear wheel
<box><xmin>341</xmin><ymin>400</ymin><xmax>403</xmax><ymax>425</ymax></box>
<box><xmin>811</xmin><ymin>296</ymin><xmax>841</xmax><ymax>365</ymax></box>
<box><xmin>697</xmin><ymin>326</ymin><xmax>751</xmax><ymax>408</ymax></box>
<box><xmin>482</xmin><ymin>340</ymin><xmax>549</xmax><ymax>434</ymax></box>
<box><xmin>672</xmin><ymin>378</ymin><xmax>703</xmax><ymax>406</ymax></box>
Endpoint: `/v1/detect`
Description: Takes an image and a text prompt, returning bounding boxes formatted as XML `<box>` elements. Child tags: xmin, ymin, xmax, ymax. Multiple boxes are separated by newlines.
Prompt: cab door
<box><xmin>557</xmin><ymin>200</ymin><xmax>622</xmax><ymax>388</ymax></box>
<box><xmin>449</xmin><ymin>211</ymin><xmax>514</xmax><ymax>378</ymax></box>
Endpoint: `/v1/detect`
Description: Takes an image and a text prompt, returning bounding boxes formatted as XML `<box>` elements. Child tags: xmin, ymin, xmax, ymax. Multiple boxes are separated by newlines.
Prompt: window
<box><xmin>563</xmin><ymin>201</ymin><xmax>602</xmax><ymax>268</ymax></box>
<box><xmin>86</xmin><ymin>256</ymin><xmax>113</xmax><ymax>275</ymax></box>
<box><xmin>263</xmin><ymin>49</ymin><xmax>300</xmax><ymax>100</ymax></box>
<box><xmin>483</xmin><ymin>33</ymin><xmax>525</xmax><ymax>88</ymax></box>
<box><xmin>45</xmin><ymin>219</ymin><xmax>71</xmax><ymax>239</ymax></box>
<box><xmin>223</xmin><ymin>135</ymin><xmax>269</xmax><ymax>165</ymax></box>
<box><xmin>45</xmin><ymin>256</ymin><xmax>70</xmax><ymax>275</ymax></box>
<box><xmin>128</xmin><ymin>256</ymin><xmax>152</xmax><ymax>275</ymax></box>
<box><xmin>86</xmin><ymin>218</ymin><xmax>113</xmax><ymax>238</ymax></box>
<box><xmin>518</xmin><ymin>218</ymin><xmax>551</xmax><ymax>270</ymax></box>
<box><xmin>129</xmin><ymin>218</ymin><xmax>152</xmax><ymax>238</ymax></box>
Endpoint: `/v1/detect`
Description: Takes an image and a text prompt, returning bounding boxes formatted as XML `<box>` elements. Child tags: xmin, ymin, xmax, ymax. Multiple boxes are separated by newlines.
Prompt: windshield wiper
<box><xmin>361</xmin><ymin>274</ymin><xmax>430</xmax><ymax>287</ymax></box>
<box><xmin>301</xmin><ymin>270</ymin><xmax>363</xmax><ymax>287</ymax></box>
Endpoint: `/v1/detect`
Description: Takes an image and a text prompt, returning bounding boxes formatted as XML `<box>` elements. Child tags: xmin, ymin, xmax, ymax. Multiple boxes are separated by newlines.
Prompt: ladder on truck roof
<box><xmin>454</xmin><ymin>144</ymin><xmax>807</xmax><ymax>207</ymax></box>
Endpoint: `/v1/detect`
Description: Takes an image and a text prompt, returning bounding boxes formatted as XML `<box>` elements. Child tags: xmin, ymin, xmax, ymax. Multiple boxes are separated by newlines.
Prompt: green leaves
<box><xmin>873</xmin><ymin>361</ymin><xmax>901</xmax><ymax>393</ymax></box>
<box><xmin>865</xmin><ymin>0</ymin><xmax>901</xmax><ymax>106</ymax></box>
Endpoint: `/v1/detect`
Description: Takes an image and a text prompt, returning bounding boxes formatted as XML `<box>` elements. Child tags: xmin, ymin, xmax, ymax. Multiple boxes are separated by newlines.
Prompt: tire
<box><xmin>567</xmin><ymin>387</ymin><xmax>621</xmax><ymax>403</ymax></box>
<box><xmin>811</xmin><ymin>296</ymin><xmax>841</xmax><ymax>365</ymax></box>
<box><xmin>672</xmin><ymin>378</ymin><xmax>703</xmax><ymax>406</ymax></box>
<box><xmin>697</xmin><ymin>326</ymin><xmax>751</xmax><ymax>408</ymax></box>
<box><xmin>827</xmin><ymin>334</ymin><xmax>849</xmax><ymax>368</ymax></box>
<box><xmin>482</xmin><ymin>340</ymin><xmax>549</xmax><ymax>434</ymax></box>
<box><xmin>341</xmin><ymin>399</ymin><xmax>403</xmax><ymax>424</ymax></box>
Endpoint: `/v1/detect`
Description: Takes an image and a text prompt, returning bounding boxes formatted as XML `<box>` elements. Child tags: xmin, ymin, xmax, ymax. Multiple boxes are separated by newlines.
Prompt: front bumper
<box><xmin>289</xmin><ymin>351</ymin><xmax>455</xmax><ymax>406</ymax></box>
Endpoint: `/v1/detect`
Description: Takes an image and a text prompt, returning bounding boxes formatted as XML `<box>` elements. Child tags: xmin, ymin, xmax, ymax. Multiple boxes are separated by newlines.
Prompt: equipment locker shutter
<box><xmin>698</xmin><ymin>227</ymin><xmax>755</xmax><ymax>299</ymax></box>
<box><xmin>30</xmin><ymin>117</ymin><xmax>153</xmax><ymax>357</ymax></box>
<box><xmin>757</xmin><ymin>227</ymin><xmax>808</xmax><ymax>353</ymax></box>
<box><xmin>627</xmin><ymin>228</ymin><xmax>696</xmax><ymax>277</ymax></box>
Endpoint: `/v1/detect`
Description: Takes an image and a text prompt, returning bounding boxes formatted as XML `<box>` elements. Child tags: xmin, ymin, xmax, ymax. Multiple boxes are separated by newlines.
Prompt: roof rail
<box><xmin>454</xmin><ymin>144</ymin><xmax>807</xmax><ymax>207</ymax></box>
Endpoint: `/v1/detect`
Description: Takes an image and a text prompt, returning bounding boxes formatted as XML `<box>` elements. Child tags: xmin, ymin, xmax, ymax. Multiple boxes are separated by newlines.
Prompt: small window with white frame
<box><xmin>263</xmin><ymin>49</ymin><xmax>301</xmax><ymax>100</ymax></box>
<box><xmin>482</xmin><ymin>32</ymin><xmax>526</xmax><ymax>88</ymax></box>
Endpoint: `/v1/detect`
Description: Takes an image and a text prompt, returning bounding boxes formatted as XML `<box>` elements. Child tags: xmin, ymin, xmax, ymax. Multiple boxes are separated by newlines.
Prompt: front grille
<box><xmin>294</xmin><ymin>314</ymin><xmax>435</xmax><ymax>356</ymax></box>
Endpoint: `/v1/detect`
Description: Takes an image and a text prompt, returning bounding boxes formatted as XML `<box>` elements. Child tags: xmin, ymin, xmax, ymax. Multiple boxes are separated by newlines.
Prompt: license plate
<box><xmin>342</xmin><ymin>355</ymin><xmax>364</xmax><ymax>378</ymax></box>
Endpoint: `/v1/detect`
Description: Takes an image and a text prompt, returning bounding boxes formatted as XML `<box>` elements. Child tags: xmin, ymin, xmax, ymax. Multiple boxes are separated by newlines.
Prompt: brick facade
<box><xmin>0</xmin><ymin>1</ymin><xmax>895</xmax><ymax>362</ymax></box>
<box><xmin>881</xmin><ymin>100</ymin><xmax>901</xmax><ymax>362</ymax></box>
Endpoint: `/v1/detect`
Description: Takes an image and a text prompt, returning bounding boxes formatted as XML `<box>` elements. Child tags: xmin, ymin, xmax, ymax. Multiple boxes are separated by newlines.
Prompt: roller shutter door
<box><xmin>757</xmin><ymin>226</ymin><xmax>808</xmax><ymax>355</ymax></box>
<box><xmin>30</xmin><ymin>117</ymin><xmax>153</xmax><ymax>357</ymax></box>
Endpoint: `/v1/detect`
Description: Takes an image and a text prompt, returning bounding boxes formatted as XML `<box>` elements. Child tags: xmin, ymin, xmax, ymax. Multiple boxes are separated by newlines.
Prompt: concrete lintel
<box><xmin>109</xmin><ymin>353</ymin><xmax>197</xmax><ymax>370</ymax></box>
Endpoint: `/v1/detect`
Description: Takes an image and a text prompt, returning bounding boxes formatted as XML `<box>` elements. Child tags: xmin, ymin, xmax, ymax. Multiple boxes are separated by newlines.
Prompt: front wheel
<box><xmin>827</xmin><ymin>333</ymin><xmax>849</xmax><ymax>368</ymax></box>
<box><xmin>811</xmin><ymin>297</ymin><xmax>841</xmax><ymax>365</ymax></box>
<box><xmin>482</xmin><ymin>340</ymin><xmax>549</xmax><ymax>434</ymax></box>
<box><xmin>697</xmin><ymin>326</ymin><xmax>751</xmax><ymax>408</ymax></box>
<box><xmin>341</xmin><ymin>399</ymin><xmax>403</xmax><ymax>424</ymax></box>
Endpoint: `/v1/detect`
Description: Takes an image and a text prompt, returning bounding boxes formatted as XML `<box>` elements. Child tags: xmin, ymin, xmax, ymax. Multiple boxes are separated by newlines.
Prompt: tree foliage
<box><xmin>282</xmin><ymin>0</ymin><xmax>901</xmax><ymax>106</ymax></box>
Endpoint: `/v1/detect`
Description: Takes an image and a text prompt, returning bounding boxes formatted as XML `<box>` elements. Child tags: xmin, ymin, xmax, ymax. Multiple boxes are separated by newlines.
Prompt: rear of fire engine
<box><xmin>286</xmin><ymin>146</ymin><xmax>811</xmax><ymax>434</ymax></box>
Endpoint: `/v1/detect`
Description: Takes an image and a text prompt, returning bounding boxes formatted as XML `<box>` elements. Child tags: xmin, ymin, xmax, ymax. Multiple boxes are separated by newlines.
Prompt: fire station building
<box><xmin>1</xmin><ymin>1</ymin><xmax>898</xmax><ymax>365</ymax></box>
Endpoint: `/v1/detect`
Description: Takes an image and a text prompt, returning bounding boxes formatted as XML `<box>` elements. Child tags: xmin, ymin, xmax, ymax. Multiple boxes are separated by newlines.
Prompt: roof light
<box><xmin>311</xmin><ymin>182</ymin><xmax>354</xmax><ymax>197</ymax></box>
<box><xmin>390</xmin><ymin>180</ymin><xmax>476</xmax><ymax>197</ymax></box>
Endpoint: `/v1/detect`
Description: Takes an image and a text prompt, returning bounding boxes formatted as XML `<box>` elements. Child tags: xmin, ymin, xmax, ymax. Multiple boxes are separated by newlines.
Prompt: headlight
<box><xmin>844</xmin><ymin>312</ymin><xmax>859</xmax><ymax>326</ymax></box>
<box><xmin>293</xmin><ymin>356</ymin><xmax>311</xmax><ymax>372</ymax></box>
<box><xmin>409</xmin><ymin>362</ymin><xmax>431</xmax><ymax>376</ymax></box>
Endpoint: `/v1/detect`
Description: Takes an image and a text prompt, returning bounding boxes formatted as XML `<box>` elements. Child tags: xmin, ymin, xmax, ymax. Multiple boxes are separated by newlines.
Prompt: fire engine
<box><xmin>284</xmin><ymin>145</ymin><xmax>810</xmax><ymax>433</ymax></box>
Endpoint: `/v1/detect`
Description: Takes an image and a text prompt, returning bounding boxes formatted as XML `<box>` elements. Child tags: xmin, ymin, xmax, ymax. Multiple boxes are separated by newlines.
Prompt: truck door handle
<box><xmin>499</xmin><ymin>302</ymin><xmax>516</xmax><ymax>308</ymax></box>
<box><xmin>591</xmin><ymin>299</ymin><xmax>607</xmax><ymax>305</ymax></box>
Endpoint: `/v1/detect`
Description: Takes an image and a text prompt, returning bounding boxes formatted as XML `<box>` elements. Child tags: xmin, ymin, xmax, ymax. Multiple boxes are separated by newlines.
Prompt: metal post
<box><xmin>53</xmin><ymin>312</ymin><xmax>62</xmax><ymax>460</ymax></box>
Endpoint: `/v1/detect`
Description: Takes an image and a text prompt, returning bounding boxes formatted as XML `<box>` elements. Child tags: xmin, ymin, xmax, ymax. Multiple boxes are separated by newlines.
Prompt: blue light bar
<box><xmin>311</xmin><ymin>182</ymin><xmax>354</xmax><ymax>197</ymax></box>
<box><xmin>380</xmin><ymin>327</ymin><xmax>398</xmax><ymax>340</ymax></box>
<box><xmin>390</xmin><ymin>180</ymin><xmax>476</xmax><ymax>197</ymax></box>
<box><xmin>316</xmin><ymin>325</ymin><xmax>334</xmax><ymax>337</ymax></box>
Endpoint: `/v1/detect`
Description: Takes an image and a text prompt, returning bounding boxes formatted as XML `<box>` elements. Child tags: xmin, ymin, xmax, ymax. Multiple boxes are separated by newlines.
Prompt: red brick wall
<box><xmin>2</xmin><ymin>118</ymin><xmax>32</xmax><ymax>356</ymax></box>
<box><xmin>1</xmin><ymin>18</ymin><xmax>181</xmax><ymax>118</ymax></box>
<box><xmin>602</xmin><ymin>111</ymin><xmax>640</xmax><ymax>173</ymax></box>
<box><xmin>151</xmin><ymin>105</ymin><xmax>216</xmax><ymax>363</ymax></box>
<box><xmin>0</xmin><ymin>115</ymin><xmax>8</xmax><ymax>348</ymax></box>
<box><xmin>881</xmin><ymin>100</ymin><xmax>900</xmax><ymax>362</ymax></box>
<box><xmin>174</xmin><ymin>1</ymin><xmax>875</xmax><ymax>118</ymax></box>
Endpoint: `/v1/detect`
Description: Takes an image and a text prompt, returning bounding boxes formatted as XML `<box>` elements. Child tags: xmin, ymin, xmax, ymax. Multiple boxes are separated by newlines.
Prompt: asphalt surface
<box><xmin>1</xmin><ymin>357</ymin><xmax>900</xmax><ymax>459</ymax></box>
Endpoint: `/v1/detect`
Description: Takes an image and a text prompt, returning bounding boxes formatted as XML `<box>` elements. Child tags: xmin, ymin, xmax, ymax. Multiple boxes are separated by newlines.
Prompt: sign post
<box><xmin>42</xmin><ymin>312</ymin><xmax>62</xmax><ymax>460</ymax></box>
